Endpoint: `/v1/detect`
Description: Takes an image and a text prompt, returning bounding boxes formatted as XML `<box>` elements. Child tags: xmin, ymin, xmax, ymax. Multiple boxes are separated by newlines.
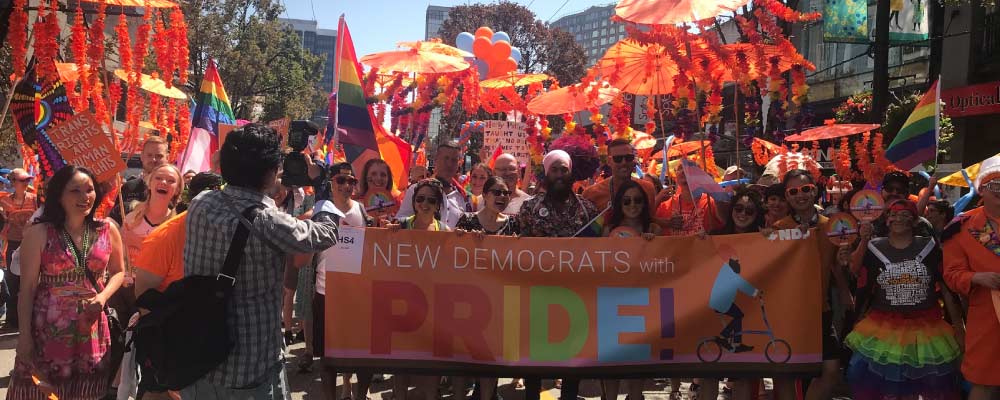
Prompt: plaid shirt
<box><xmin>185</xmin><ymin>185</ymin><xmax>339</xmax><ymax>388</ymax></box>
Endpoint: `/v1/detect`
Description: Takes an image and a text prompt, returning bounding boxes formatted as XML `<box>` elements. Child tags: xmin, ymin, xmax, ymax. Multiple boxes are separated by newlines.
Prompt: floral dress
<box><xmin>7</xmin><ymin>221</ymin><xmax>114</xmax><ymax>400</ymax></box>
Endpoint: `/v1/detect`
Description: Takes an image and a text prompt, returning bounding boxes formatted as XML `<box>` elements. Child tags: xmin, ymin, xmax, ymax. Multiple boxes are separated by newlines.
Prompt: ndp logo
<box><xmin>768</xmin><ymin>228</ymin><xmax>812</xmax><ymax>241</ymax></box>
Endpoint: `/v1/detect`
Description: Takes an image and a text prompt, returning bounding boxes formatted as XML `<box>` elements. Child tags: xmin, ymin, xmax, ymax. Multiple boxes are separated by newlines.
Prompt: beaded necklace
<box><xmin>61</xmin><ymin>226</ymin><xmax>93</xmax><ymax>273</ymax></box>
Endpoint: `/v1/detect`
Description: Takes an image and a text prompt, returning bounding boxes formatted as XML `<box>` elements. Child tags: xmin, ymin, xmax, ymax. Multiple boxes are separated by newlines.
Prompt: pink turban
<box><xmin>542</xmin><ymin>150</ymin><xmax>572</xmax><ymax>175</ymax></box>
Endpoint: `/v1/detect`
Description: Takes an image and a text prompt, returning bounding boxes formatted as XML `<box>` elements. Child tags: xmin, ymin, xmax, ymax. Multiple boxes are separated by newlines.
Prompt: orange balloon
<box><xmin>474</xmin><ymin>26</ymin><xmax>494</xmax><ymax>39</ymax></box>
<box><xmin>489</xmin><ymin>57</ymin><xmax>518</xmax><ymax>78</ymax></box>
<box><xmin>490</xmin><ymin>40</ymin><xmax>512</xmax><ymax>62</ymax></box>
<box><xmin>472</xmin><ymin>36</ymin><xmax>492</xmax><ymax>60</ymax></box>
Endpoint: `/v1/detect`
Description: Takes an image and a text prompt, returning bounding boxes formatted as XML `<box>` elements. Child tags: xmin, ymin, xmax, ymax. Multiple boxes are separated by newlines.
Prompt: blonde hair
<box><xmin>124</xmin><ymin>163</ymin><xmax>183</xmax><ymax>230</ymax></box>
<box><xmin>143</xmin><ymin>135</ymin><xmax>168</xmax><ymax>149</ymax></box>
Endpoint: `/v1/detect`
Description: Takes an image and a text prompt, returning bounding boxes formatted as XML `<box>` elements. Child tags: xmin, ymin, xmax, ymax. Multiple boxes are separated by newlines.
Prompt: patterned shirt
<box><xmin>515</xmin><ymin>193</ymin><xmax>599</xmax><ymax>237</ymax></box>
<box><xmin>185</xmin><ymin>185</ymin><xmax>339</xmax><ymax>388</ymax></box>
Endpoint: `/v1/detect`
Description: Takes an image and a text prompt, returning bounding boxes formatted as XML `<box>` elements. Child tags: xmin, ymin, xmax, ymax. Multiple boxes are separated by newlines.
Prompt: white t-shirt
<box><xmin>314</xmin><ymin>199</ymin><xmax>364</xmax><ymax>295</ymax></box>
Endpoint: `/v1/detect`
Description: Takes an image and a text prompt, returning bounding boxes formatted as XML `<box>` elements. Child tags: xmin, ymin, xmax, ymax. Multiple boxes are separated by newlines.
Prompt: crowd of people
<box><xmin>0</xmin><ymin>123</ymin><xmax>998</xmax><ymax>400</ymax></box>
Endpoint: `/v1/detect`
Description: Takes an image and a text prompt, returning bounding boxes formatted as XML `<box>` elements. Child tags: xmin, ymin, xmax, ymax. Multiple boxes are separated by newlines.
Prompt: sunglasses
<box><xmin>983</xmin><ymin>181</ymin><xmax>1000</xmax><ymax>194</ymax></box>
<box><xmin>487</xmin><ymin>189</ymin><xmax>512</xmax><ymax>197</ymax></box>
<box><xmin>732</xmin><ymin>204</ymin><xmax>757</xmax><ymax>216</ymax></box>
<box><xmin>334</xmin><ymin>176</ymin><xmax>358</xmax><ymax>185</ymax></box>
<box><xmin>785</xmin><ymin>184</ymin><xmax>816</xmax><ymax>196</ymax></box>
<box><xmin>612</xmin><ymin>154</ymin><xmax>636</xmax><ymax>163</ymax></box>
<box><xmin>414</xmin><ymin>195</ymin><xmax>439</xmax><ymax>205</ymax></box>
<box><xmin>622</xmin><ymin>196</ymin><xmax>645</xmax><ymax>206</ymax></box>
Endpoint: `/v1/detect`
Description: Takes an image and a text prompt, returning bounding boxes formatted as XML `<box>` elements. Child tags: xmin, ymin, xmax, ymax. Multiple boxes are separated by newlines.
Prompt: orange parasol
<box><xmin>397</xmin><ymin>40</ymin><xmax>473</xmax><ymax>58</ymax></box>
<box><xmin>80</xmin><ymin>0</ymin><xmax>178</xmax><ymax>7</ymax></box>
<box><xmin>649</xmin><ymin>140</ymin><xmax>711</xmax><ymax>159</ymax></box>
<box><xmin>480</xmin><ymin>73</ymin><xmax>551</xmax><ymax>89</ymax></box>
<box><xmin>615</xmin><ymin>0</ymin><xmax>751</xmax><ymax>25</ymax></box>
<box><xmin>784</xmin><ymin>123</ymin><xmax>880</xmax><ymax>142</ymax></box>
<box><xmin>594</xmin><ymin>39</ymin><xmax>677</xmax><ymax>95</ymax></box>
<box><xmin>114</xmin><ymin>69</ymin><xmax>187</xmax><ymax>100</ymax></box>
<box><xmin>56</xmin><ymin>63</ymin><xmax>85</xmax><ymax>83</ymax></box>
<box><xmin>526</xmin><ymin>82</ymin><xmax>619</xmax><ymax>115</ymax></box>
<box><xmin>360</xmin><ymin>45</ymin><xmax>470</xmax><ymax>74</ymax></box>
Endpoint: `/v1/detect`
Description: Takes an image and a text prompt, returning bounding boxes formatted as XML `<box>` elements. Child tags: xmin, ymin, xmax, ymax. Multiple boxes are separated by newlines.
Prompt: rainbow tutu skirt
<box><xmin>844</xmin><ymin>308</ymin><xmax>962</xmax><ymax>400</ymax></box>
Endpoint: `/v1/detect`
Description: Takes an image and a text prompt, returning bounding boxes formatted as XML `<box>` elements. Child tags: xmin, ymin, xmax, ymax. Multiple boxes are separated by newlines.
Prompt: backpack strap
<box><xmin>216</xmin><ymin>205</ymin><xmax>261</xmax><ymax>287</ymax></box>
<box><xmin>866</xmin><ymin>239</ymin><xmax>893</xmax><ymax>266</ymax></box>
<box><xmin>915</xmin><ymin>237</ymin><xmax>937</xmax><ymax>263</ymax></box>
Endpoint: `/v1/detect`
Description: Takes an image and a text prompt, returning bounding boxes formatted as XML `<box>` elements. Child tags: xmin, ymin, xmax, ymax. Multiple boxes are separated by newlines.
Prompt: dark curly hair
<box><xmin>37</xmin><ymin>165</ymin><xmax>106</xmax><ymax>230</ymax></box>
<box><xmin>220</xmin><ymin>123</ymin><xmax>284</xmax><ymax>190</ymax></box>
<box><xmin>410</xmin><ymin>178</ymin><xmax>446</xmax><ymax>220</ymax></box>
<box><xmin>608</xmin><ymin>180</ymin><xmax>651</xmax><ymax>233</ymax></box>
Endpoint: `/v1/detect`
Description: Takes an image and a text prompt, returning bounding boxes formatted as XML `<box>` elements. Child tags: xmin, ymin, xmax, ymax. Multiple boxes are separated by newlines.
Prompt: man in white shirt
<box><xmin>493</xmin><ymin>154</ymin><xmax>531</xmax><ymax>215</ymax></box>
<box><xmin>396</xmin><ymin>141</ymin><xmax>470</xmax><ymax>229</ymax></box>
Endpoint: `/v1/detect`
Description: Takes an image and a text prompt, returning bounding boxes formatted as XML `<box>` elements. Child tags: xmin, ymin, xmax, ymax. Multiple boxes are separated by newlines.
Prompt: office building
<box><xmin>426</xmin><ymin>5</ymin><xmax>452</xmax><ymax>40</ymax></box>
<box><xmin>280</xmin><ymin>18</ymin><xmax>338</xmax><ymax>94</ymax></box>
<box><xmin>550</xmin><ymin>4</ymin><xmax>624</xmax><ymax>66</ymax></box>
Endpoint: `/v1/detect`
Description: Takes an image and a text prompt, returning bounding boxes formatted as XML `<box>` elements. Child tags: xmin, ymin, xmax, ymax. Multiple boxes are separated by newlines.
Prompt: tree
<box><xmin>0</xmin><ymin>44</ymin><xmax>22</xmax><ymax>165</ymax></box>
<box><xmin>437</xmin><ymin>1</ymin><xmax>587</xmax><ymax>86</ymax></box>
<box><xmin>181</xmin><ymin>0</ymin><xmax>326</xmax><ymax>120</ymax></box>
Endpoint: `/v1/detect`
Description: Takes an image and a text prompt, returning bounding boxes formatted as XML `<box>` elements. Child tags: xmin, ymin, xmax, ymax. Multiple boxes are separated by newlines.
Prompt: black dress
<box><xmin>455</xmin><ymin>212</ymin><xmax>520</xmax><ymax>236</ymax></box>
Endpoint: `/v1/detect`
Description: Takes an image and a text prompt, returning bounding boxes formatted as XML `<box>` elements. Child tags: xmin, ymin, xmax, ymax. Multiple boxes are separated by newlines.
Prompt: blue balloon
<box><xmin>474</xmin><ymin>59</ymin><xmax>489</xmax><ymax>80</ymax></box>
<box><xmin>456</xmin><ymin>32</ymin><xmax>475</xmax><ymax>52</ymax></box>
<box><xmin>492</xmin><ymin>31</ymin><xmax>511</xmax><ymax>43</ymax></box>
<box><xmin>510</xmin><ymin>47</ymin><xmax>522</xmax><ymax>63</ymax></box>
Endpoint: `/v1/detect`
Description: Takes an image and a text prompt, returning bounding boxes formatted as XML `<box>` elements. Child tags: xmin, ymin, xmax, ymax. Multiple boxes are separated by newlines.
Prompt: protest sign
<box><xmin>268</xmin><ymin>117</ymin><xmax>291</xmax><ymax>146</ymax></box>
<box><xmin>483</xmin><ymin>121</ymin><xmax>529</xmax><ymax>167</ymax></box>
<box><xmin>323</xmin><ymin>229</ymin><xmax>824</xmax><ymax>377</ymax></box>
<box><xmin>47</xmin><ymin>111</ymin><xmax>126</xmax><ymax>182</ymax></box>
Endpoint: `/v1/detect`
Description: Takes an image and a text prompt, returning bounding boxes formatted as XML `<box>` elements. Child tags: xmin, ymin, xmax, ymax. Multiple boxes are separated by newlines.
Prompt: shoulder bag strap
<box><xmin>216</xmin><ymin>205</ymin><xmax>261</xmax><ymax>286</ymax></box>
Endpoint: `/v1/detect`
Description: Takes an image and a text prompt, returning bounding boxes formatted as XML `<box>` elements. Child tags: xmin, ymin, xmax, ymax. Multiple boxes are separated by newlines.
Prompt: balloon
<box><xmin>472</xmin><ymin>36</ymin><xmax>492</xmax><ymax>59</ymax></box>
<box><xmin>455</xmin><ymin>32</ymin><xmax>475</xmax><ymax>51</ymax></box>
<box><xmin>489</xmin><ymin>57</ymin><xmax>517</xmax><ymax>78</ymax></box>
<box><xmin>474</xmin><ymin>26</ymin><xmax>494</xmax><ymax>39</ymax></box>
<box><xmin>490</xmin><ymin>40</ymin><xmax>512</xmax><ymax>62</ymax></box>
<box><xmin>510</xmin><ymin>47</ymin><xmax>522</xmax><ymax>63</ymax></box>
<box><xmin>474</xmin><ymin>59</ymin><xmax>489</xmax><ymax>80</ymax></box>
<box><xmin>492</xmin><ymin>31</ymin><xmax>511</xmax><ymax>43</ymax></box>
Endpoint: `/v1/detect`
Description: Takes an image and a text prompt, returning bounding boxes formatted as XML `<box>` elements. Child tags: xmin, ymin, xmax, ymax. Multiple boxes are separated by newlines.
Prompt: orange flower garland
<box><xmin>116</xmin><ymin>14</ymin><xmax>133</xmax><ymax>77</ymax></box>
<box><xmin>9</xmin><ymin>0</ymin><xmax>28</xmax><ymax>79</ymax></box>
<box><xmin>32</xmin><ymin>0</ymin><xmax>61</xmax><ymax>82</ymax></box>
<box><xmin>835</xmin><ymin>137</ymin><xmax>854</xmax><ymax>181</ymax></box>
<box><xmin>70</xmin><ymin>2</ymin><xmax>89</xmax><ymax>112</ymax></box>
<box><xmin>153</xmin><ymin>16</ymin><xmax>174</xmax><ymax>88</ymax></box>
<box><xmin>169</xmin><ymin>6</ymin><xmax>189</xmax><ymax>84</ymax></box>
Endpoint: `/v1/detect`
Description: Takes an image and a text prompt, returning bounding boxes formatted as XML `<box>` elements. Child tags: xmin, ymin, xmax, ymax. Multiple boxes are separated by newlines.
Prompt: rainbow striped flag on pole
<box><xmin>886</xmin><ymin>80</ymin><xmax>940</xmax><ymax>171</ymax></box>
<box><xmin>333</xmin><ymin>16</ymin><xmax>411</xmax><ymax>190</ymax></box>
<box><xmin>179</xmin><ymin>59</ymin><xmax>235</xmax><ymax>172</ymax></box>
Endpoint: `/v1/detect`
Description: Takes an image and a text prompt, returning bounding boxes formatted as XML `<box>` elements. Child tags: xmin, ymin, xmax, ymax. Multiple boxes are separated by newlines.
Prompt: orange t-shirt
<box><xmin>135</xmin><ymin>211</ymin><xmax>187</xmax><ymax>292</ymax></box>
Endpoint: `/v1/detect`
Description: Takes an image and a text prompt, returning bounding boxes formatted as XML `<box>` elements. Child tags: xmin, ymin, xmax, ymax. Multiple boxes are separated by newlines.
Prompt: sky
<box><xmin>280</xmin><ymin>0</ymin><xmax>615</xmax><ymax>57</ymax></box>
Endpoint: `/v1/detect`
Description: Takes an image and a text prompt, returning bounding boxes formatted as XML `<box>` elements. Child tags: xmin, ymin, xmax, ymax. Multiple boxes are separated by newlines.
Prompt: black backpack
<box><xmin>132</xmin><ymin>205</ymin><xmax>260</xmax><ymax>390</ymax></box>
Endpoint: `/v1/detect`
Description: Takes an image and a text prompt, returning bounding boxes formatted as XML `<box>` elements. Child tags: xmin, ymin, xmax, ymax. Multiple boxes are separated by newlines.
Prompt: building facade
<box><xmin>426</xmin><ymin>5</ymin><xmax>452</xmax><ymax>40</ymax></box>
<box><xmin>550</xmin><ymin>4</ymin><xmax>625</xmax><ymax>66</ymax></box>
<box><xmin>280</xmin><ymin>18</ymin><xmax>338</xmax><ymax>95</ymax></box>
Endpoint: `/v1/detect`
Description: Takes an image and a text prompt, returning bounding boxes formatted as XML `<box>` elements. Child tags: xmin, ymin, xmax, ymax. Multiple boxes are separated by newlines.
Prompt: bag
<box><xmin>132</xmin><ymin>205</ymin><xmax>260</xmax><ymax>390</ymax></box>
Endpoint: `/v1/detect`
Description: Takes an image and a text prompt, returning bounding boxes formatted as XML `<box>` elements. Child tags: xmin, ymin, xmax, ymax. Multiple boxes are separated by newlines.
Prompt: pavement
<box><xmin>0</xmin><ymin>327</ymin><xmax>743</xmax><ymax>400</ymax></box>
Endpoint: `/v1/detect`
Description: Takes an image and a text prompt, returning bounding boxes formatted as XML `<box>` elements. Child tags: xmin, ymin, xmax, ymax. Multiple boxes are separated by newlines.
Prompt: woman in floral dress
<box><xmin>8</xmin><ymin>165</ymin><xmax>125</xmax><ymax>400</ymax></box>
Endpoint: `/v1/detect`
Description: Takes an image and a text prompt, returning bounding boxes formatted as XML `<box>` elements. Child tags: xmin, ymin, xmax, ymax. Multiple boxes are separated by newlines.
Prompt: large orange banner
<box><xmin>324</xmin><ymin>228</ymin><xmax>824</xmax><ymax>377</ymax></box>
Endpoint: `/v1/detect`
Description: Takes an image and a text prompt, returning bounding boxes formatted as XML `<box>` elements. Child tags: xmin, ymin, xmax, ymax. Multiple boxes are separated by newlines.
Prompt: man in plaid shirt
<box><xmin>181</xmin><ymin>124</ymin><xmax>340</xmax><ymax>399</ymax></box>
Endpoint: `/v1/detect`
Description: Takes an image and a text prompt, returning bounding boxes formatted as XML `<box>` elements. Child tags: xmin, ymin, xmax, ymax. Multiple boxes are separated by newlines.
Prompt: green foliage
<box><xmin>883</xmin><ymin>92</ymin><xmax>954</xmax><ymax>159</ymax></box>
<box><xmin>181</xmin><ymin>0</ymin><xmax>326</xmax><ymax>120</ymax></box>
<box><xmin>0</xmin><ymin>44</ymin><xmax>23</xmax><ymax>166</ymax></box>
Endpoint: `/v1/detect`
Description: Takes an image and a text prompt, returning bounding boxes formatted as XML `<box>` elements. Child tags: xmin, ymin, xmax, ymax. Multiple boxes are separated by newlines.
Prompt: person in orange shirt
<box><xmin>134</xmin><ymin>172</ymin><xmax>223</xmax><ymax>296</ymax></box>
<box><xmin>770</xmin><ymin>169</ymin><xmax>854</xmax><ymax>400</ymax></box>
<box><xmin>942</xmin><ymin>155</ymin><xmax>1000</xmax><ymax>399</ymax></box>
<box><xmin>654</xmin><ymin>161</ymin><xmax>723</xmax><ymax>237</ymax></box>
<box><xmin>582</xmin><ymin>139</ymin><xmax>657</xmax><ymax>214</ymax></box>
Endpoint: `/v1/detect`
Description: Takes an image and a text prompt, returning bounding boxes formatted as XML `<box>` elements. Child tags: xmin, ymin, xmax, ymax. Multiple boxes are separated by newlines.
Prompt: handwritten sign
<box><xmin>47</xmin><ymin>112</ymin><xmax>126</xmax><ymax>182</ymax></box>
<box><xmin>483</xmin><ymin>121</ymin><xmax>528</xmax><ymax>167</ymax></box>
<box><xmin>268</xmin><ymin>117</ymin><xmax>291</xmax><ymax>146</ymax></box>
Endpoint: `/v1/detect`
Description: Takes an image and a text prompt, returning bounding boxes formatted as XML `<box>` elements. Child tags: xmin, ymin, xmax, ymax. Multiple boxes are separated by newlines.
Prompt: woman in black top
<box><xmin>455</xmin><ymin>176</ymin><xmax>520</xmax><ymax>237</ymax></box>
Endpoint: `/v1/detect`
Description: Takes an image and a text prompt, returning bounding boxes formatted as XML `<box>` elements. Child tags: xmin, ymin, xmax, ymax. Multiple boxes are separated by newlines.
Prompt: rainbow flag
<box><xmin>180</xmin><ymin>59</ymin><xmax>235</xmax><ymax>172</ymax></box>
<box><xmin>886</xmin><ymin>80</ymin><xmax>939</xmax><ymax>170</ymax></box>
<box><xmin>334</xmin><ymin>16</ymin><xmax>411</xmax><ymax>190</ymax></box>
